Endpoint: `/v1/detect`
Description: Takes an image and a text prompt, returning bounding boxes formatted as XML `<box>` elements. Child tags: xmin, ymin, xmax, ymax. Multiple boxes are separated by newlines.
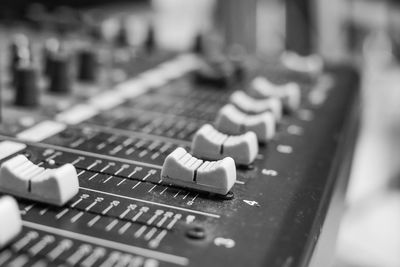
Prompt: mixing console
<box><xmin>0</xmin><ymin>14</ymin><xmax>360</xmax><ymax>267</ymax></box>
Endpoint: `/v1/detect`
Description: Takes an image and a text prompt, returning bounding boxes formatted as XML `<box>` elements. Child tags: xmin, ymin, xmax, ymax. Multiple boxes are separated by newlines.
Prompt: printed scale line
<box><xmin>79</xmin><ymin>187</ymin><xmax>221</xmax><ymax>219</ymax></box>
<box><xmin>22</xmin><ymin>221</ymin><xmax>189</xmax><ymax>266</ymax></box>
<box><xmin>0</xmin><ymin>135</ymin><xmax>162</xmax><ymax>170</ymax></box>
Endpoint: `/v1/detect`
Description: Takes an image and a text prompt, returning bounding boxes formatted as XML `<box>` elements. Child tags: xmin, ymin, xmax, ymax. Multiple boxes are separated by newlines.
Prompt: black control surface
<box><xmin>0</xmin><ymin>24</ymin><xmax>360</xmax><ymax>267</ymax></box>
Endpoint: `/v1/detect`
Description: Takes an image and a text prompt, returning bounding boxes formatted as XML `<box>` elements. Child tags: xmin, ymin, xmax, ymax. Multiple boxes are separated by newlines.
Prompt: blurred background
<box><xmin>1</xmin><ymin>0</ymin><xmax>399</xmax><ymax>266</ymax></box>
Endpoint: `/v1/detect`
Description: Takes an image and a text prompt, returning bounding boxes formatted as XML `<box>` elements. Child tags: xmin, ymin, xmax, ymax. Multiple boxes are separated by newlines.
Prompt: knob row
<box><xmin>161</xmin><ymin>76</ymin><xmax>301</xmax><ymax>195</ymax></box>
<box><xmin>12</xmin><ymin>48</ymin><xmax>98</xmax><ymax>108</ymax></box>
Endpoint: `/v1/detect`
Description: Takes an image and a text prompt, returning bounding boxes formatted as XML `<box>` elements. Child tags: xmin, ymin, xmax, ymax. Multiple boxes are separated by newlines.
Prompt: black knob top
<box><xmin>193</xmin><ymin>33</ymin><xmax>205</xmax><ymax>55</ymax></box>
<box><xmin>43</xmin><ymin>38</ymin><xmax>61</xmax><ymax>77</ymax></box>
<box><xmin>10</xmin><ymin>34</ymin><xmax>32</xmax><ymax>83</ymax></box>
<box><xmin>14</xmin><ymin>62</ymin><xmax>40</xmax><ymax>107</ymax></box>
<box><xmin>115</xmin><ymin>22</ymin><xmax>130</xmax><ymax>47</ymax></box>
<box><xmin>48</xmin><ymin>53</ymin><xmax>73</xmax><ymax>94</ymax></box>
<box><xmin>144</xmin><ymin>24</ymin><xmax>156</xmax><ymax>53</ymax></box>
<box><xmin>77</xmin><ymin>49</ymin><xmax>98</xmax><ymax>82</ymax></box>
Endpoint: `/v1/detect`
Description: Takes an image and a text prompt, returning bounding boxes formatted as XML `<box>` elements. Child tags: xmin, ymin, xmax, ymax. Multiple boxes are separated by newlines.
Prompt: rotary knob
<box><xmin>14</xmin><ymin>62</ymin><xmax>40</xmax><ymax>107</ymax></box>
<box><xmin>48</xmin><ymin>53</ymin><xmax>73</xmax><ymax>93</ymax></box>
<box><xmin>144</xmin><ymin>24</ymin><xmax>156</xmax><ymax>53</ymax></box>
<box><xmin>9</xmin><ymin>34</ymin><xmax>32</xmax><ymax>84</ymax></box>
<box><xmin>43</xmin><ymin>38</ymin><xmax>61</xmax><ymax>77</ymax></box>
<box><xmin>77</xmin><ymin>49</ymin><xmax>98</xmax><ymax>82</ymax></box>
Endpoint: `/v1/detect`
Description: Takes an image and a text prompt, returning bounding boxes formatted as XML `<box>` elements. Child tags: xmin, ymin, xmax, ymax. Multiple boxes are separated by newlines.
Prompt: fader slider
<box><xmin>230</xmin><ymin>90</ymin><xmax>282</xmax><ymax>120</ymax></box>
<box><xmin>0</xmin><ymin>196</ymin><xmax>22</xmax><ymax>249</ymax></box>
<box><xmin>249</xmin><ymin>76</ymin><xmax>301</xmax><ymax>112</ymax></box>
<box><xmin>0</xmin><ymin>155</ymin><xmax>79</xmax><ymax>206</ymax></box>
<box><xmin>281</xmin><ymin>51</ymin><xmax>324</xmax><ymax>75</ymax></box>
<box><xmin>215</xmin><ymin>104</ymin><xmax>275</xmax><ymax>143</ymax></box>
<box><xmin>161</xmin><ymin>147</ymin><xmax>236</xmax><ymax>195</ymax></box>
<box><xmin>191</xmin><ymin>124</ymin><xmax>258</xmax><ymax>165</ymax></box>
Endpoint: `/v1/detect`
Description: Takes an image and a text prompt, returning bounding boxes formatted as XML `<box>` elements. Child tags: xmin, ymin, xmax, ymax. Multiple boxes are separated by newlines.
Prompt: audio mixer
<box><xmin>0</xmin><ymin>9</ymin><xmax>360</xmax><ymax>267</ymax></box>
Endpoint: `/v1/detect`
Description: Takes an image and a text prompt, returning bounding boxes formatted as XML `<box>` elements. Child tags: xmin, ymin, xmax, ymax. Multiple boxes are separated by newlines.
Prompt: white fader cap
<box><xmin>230</xmin><ymin>90</ymin><xmax>282</xmax><ymax>121</ymax></box>
<box><xmin>281</xmin><ymin>51</ymin><xmax>323</xmax><ymax>75</ymax></box>
<box><xmin>0</xmin><ymin>196</ymin><xmax>22</xmax><ymax>248</ymax></box>
<box><xmin>191</xmin><ymin>124</ymin><xmax>258</xmax><ymax>165</ymax></box>
<box><xmin>215</xmin><ymin>104</ymin><xmax>276</xmax><ymax>143</ymax></box>
<box><xmin>249</xmin><ymin>76</ymin><xmax>301</xmax><ymax>112</ymax></box>
<box><xmin>0</xmin><ymin>155</ymin><xmax>79</xmax><ymax>206</ymax></box>
<box><xmin>161</xmin><ymin>147</ymin><xmax>236</xmax><ymax>195</ymax></box>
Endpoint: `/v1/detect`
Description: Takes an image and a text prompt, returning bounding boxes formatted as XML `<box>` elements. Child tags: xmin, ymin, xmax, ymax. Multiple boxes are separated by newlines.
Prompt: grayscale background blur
<box><xmin>1</xmin><ymin>1</ymin><xmax>399</xmax><ymax>266</ymax></box>
<box><xmin>153</xmin><ymin>2</ymin><xmax>400</xmax><ymax>266</ymax></box>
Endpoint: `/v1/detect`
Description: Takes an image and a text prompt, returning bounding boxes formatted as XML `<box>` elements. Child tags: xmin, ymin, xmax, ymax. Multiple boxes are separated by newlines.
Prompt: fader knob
<box><xmin>191</xmin><ymin>124</ymin><xmax>258</xmax><ymax>165</ymax></box>
<box><xmin>14</xmin><ymin>62</ymin><xmax>40</xmax><ymax>107</ymax></box>
<box><xmin>249</xmin><ymin>76</ymin><xmax>301</xmax><ymax>112</ymax></box>
<box><xmin>48</xmin><ymin>53</ymin><xmax>73</xmax><ymax>93</ymax></box>
<box><xmin>0</xmin><ymin>196</ymin><xmax>22</xmax><ymax>248</ymax></box>
<box><xmin>215</xmin><ymin>104</ymin><xmax>276</xmax><ymax>143</ymax></box>
<box><xmin>0</xmin><ymin>154</ymin><xmax>79</xmax><ymax>206</ymax></box>
<box><xmin>230</xmin><ymin>90</ymin><xmax>282</xmax><ymax>120</ymax></box>
<box><xmin>77</xmin><ymin>49</ymin><xmax>98</xmax><ymax>82</ymax></box>
<box><xmin>161</xmin><ymin>147</ymin><xmax>236</xmax><ymax>195</ymax></box>
<box><xmin>281</xmin><ymin>51</ymin><xmax>323</xmax><ymax>75</ymax></box>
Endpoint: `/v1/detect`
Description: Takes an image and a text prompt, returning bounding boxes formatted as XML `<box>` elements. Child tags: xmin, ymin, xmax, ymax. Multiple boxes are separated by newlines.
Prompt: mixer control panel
<box><xmin>0</xmin><ymin>11</ymin><xmax>359</xmax><ymax>266</ymax></box>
